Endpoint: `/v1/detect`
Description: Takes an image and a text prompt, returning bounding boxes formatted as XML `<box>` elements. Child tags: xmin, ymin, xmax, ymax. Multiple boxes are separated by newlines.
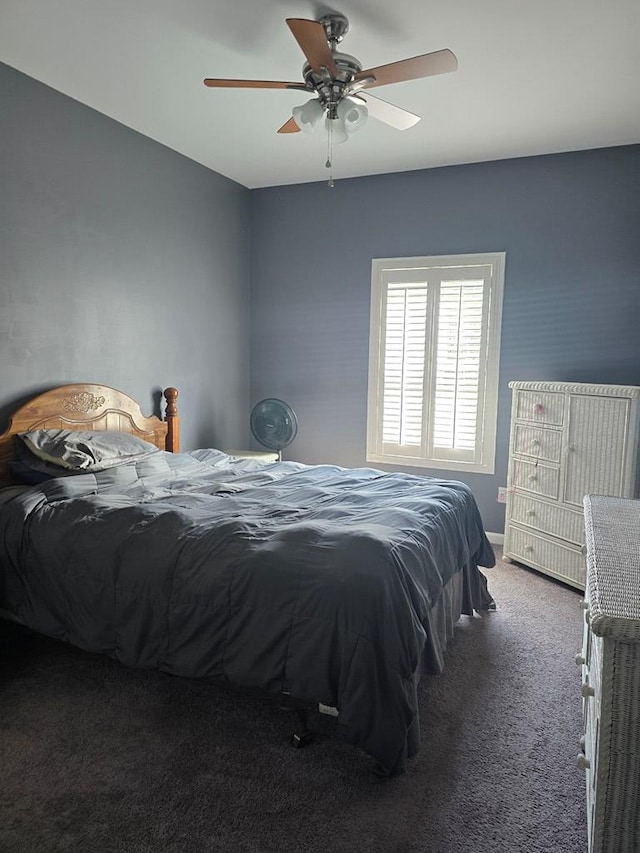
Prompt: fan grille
<box><xmin>250</xmin><ymin>399</ymin><xmax>298</xmax><ymax>451</ymax></box>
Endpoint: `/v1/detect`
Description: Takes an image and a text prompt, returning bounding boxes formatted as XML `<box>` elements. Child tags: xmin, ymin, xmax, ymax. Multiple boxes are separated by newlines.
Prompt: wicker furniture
<box><xmin>503</xmin><ymin>381</ymin><xmax>640</xmax><ymax>589</ymax></box>
<box><xmin>579</xmin><ymin>495</ymin><xmax>640</xmax><ymax>852</ymax></box>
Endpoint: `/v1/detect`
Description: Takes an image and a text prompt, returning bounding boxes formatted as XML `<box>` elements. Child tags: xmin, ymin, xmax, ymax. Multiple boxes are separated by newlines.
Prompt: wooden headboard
<box><xmin>0</xmin><ymin>384</ymin><xmax>179</xmax><ymax>487</ymax></box>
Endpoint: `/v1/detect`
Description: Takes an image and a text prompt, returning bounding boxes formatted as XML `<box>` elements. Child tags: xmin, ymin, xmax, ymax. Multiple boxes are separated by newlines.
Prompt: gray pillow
<box><xmin>11</xmin><ymin>439</ymin><xmax>78</xmax><ymax>484</ymax></box>
<box><xmin>19</xmin><ymin>428</ymin><xmax>159</xmax><ymax>472</ymax></box>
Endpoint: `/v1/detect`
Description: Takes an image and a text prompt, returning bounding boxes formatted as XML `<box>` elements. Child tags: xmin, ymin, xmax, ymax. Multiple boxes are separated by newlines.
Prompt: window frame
<box><xmin>366</xmin><ymin>252</ymin><xmax>505</xmax><ymax>475</ymax></box>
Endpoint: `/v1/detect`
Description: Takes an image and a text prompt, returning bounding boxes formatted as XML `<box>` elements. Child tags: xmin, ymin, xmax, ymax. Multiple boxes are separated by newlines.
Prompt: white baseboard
<box><xmin>486</xmin><ymin>531</ymin><xmax>504</xmax><ymax>545</ymax></box>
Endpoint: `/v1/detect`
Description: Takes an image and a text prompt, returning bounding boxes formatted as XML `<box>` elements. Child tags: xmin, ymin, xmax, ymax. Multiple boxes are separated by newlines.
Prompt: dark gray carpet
<box><xmin>0</xmin><ymin>551</ymin><xmax>587</xmax><ymax>853</ymax></box>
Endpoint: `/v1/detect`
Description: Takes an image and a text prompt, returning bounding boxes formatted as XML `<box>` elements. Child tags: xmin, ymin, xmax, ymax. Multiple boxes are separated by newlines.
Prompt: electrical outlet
<box><xmin>497</xmin><ymin>486</ymin><xmax>508</xmax><ymax>503</ymax></box>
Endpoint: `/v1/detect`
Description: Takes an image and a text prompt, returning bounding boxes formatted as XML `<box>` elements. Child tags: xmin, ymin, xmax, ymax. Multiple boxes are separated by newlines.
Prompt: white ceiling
<box><xmin>1</xmin><ymin>0</ymin><xmax>639</xmax><ymax>189</ymax></box>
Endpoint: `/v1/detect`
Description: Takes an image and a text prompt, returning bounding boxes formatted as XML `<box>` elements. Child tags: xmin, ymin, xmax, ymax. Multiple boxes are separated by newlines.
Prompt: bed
<box><xmin>0</xmin><ymin>383</ymin><xmax>495</xmax><ymax>776</ymax></box>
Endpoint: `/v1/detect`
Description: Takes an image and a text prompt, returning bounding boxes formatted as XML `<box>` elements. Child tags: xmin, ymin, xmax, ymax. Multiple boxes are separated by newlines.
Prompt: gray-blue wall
<box><xmin>250</xmin><ymin>145</ymin><xmax>640</xmax><ymax>533</ymax></box>
<box><xmin>2</xmin><ymin>58</ymin><xmax>638</xmax><ymax>534</ymax></box>
<box><xmin>0</xmin><ymin>62</ymin><xmax>251</xmax><ymax>451</ymax></box>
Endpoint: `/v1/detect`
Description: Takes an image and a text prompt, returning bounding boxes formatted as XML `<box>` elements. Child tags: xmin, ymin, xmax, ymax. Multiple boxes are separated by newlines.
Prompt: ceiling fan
<box><xmin>203</xmin><ymin>13</ymin><xmax>458</xmax><ymax>140</ymax></box>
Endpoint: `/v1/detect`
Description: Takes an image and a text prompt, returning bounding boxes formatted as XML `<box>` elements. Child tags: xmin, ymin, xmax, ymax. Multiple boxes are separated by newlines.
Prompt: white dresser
<box><xmin>503</xmin><ymin>381</ymin><xmax>640</xmax><ymax>588</ymax></box>
<box><xmin>579</xmin><ymin>495</ymin><xmax>640</xmax><ymax>852</ymax></box>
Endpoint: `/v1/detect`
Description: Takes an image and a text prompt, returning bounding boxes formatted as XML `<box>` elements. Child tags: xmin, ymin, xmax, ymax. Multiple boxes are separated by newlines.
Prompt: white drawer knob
<box><xmin>528</xmin><ymin>474</ymin><xmax>537</xmax><ymax>482</ymax></box>
<box><xmin>577</xmin><ymin>754</ymin><xmax>591</xmax><ymax>771</ymax></box>
<box><xmin>575</xmin><ymin>654</ymin><xmax>586</xmax><ymax>666</ymax></box>
<box><xmin>523</xmin><ymin>544</ymin><xmax>534</xmax><ymax>553</ymax></box>
<box><xmin>531</xmin><ymin>438</ymin><xmax>541</xmax><ymax>447</ymax></box>
<box><xmin>581</xmin><ymin>683</ymin><xmax>595</xmax><ymax>698</ymax></box>
<box><xmin>526</xmin><ymin>509</ymin><xmax>536</xmax><ymax>517</ymax></box>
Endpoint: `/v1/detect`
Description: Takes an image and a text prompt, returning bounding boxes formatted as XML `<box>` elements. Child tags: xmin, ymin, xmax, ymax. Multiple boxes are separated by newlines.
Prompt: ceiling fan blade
<box><xmin>353</xmin><ymin>93</ymin><xmax>420</xmax><ymax>130</ymax></box>
<box><xmin>277</xmin><ymin>117</ymin><xmax>301</xmax><ymax>134</ymax></box>
<box><xmin>286</xmin><ymin>18</ymin><xmax>338</xmax><ymax>77</ymax></box>
<box><xmin>354</xmin><ymin>48</ymin><xmax>458</xmax><ymax>89</ymax></box>
<box><xmin>203</xmin><ymin>78</ymin><xmax>309</xmax><ymax>91</ymax></box>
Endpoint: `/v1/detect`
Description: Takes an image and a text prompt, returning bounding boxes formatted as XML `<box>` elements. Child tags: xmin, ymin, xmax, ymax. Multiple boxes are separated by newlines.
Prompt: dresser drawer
<box><xmin>513</xmin><ymin>424</ymin><xmax>562</xmax><ymax>462</ymax></box>
<box><xmin>581</xmin><ymin>617</ymin><xmax>601</xmax><ymax>718</ymax></box>
<box><xmin>510</xmin><ymin>459</ymin><xmax>560</xmax><ymax>500</ymax></box>
<box><xmin>582</xmin><ymin>651</ymin><xmax>601</xmax><ymax>820</ymax></box>
<box><xmin>514</xmin><ymin>390</ymin><xmax>564</xmax><ymax>425</ymax></box>
<box><xmin>580</xmin><ymin>600</ymin><xmax>591</xmax><ymax>664</ymax></box>
<box><xmin>506</xmin><ymin>526</ymin><xmax>586</xmax><ymax>586</ymax></box>
<box><xmin>577</xmin><ymin>619</ymin><xmax>598</xmax><ymax>706</ymax></box>
<box><xmin>508</xmin><ymin>493</ymin><xmax>584</xmax><ymax>545</ymax></box>
<box><xmin>583</xmin><ymin>689</ymin><xmax>600</xmax><ymax>849</ymax></box>
<box><xmin>587</xmin><ymin>629</ymin><xmax>602</xmax><ymax>698</ymax></box>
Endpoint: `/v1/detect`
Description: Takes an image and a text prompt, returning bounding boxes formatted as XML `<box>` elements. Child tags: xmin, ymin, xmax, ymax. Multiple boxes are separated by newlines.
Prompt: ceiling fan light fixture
<box><xmin>292</xmin><ymin>98</ymin><xmax>324</xmax><ymax>133</ymax></box>
<box><xmin>338</xmin><ymin>98</ymin><xmax>368</xmax><ymax>134</ymax></box>
<box><xmin>325</xmin><ymin>115</ymin><xmax>349</xmax><ymax>145</ymax></box>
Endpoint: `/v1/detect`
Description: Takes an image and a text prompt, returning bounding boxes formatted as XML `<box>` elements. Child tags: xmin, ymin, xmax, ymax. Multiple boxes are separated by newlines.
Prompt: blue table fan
<box><xmin>250</xmin><ymin>399</ymin><xmax>298</xmax><ymax>460</ymax></box>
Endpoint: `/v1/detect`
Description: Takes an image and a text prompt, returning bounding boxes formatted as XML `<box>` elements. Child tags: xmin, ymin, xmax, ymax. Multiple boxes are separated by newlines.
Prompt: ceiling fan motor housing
<box><xmin>319</xmin><ymin>13</ymin><xmax>349</xmax><ymax>45</ymax></box>
<box><xmin>302</xmin><ymin>52</ymin><xmax>363</xmax><ymax>114</ymax></box>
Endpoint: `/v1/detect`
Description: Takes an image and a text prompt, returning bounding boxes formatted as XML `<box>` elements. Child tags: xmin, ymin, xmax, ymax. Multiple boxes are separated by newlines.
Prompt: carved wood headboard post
<box><xmin>164</xmin><ymin>387</ymin><xmax>180</xmax><ymax>453</ymax></box>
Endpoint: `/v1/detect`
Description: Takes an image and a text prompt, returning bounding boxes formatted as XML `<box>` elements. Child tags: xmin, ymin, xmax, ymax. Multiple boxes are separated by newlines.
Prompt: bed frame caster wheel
<box><xmin>291</xmin><ymin>730</ymin><xmax>315</xmax><ymax>748</ymax></box>
<box><xmin>290</xmin><ymin>707</ymin><xmax>314</xmax><ymax>747</ymax></box>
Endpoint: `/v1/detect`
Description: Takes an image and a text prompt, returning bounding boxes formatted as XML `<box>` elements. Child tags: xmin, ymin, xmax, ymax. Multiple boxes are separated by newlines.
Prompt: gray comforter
<box><xmin>0</xmin><ymin>449</ymin><xmax>495</xmax><ymax>774</ymax></box>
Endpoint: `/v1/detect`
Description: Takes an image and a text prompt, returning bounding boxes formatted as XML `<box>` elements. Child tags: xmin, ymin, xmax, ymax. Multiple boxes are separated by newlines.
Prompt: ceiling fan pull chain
<box><xmin>326</xmin><ymin>123</ymin><xmax>335</xmax><ymax>187</ymax></box>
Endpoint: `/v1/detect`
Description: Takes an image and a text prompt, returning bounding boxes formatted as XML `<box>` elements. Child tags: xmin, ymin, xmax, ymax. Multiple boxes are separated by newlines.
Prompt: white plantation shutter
<box><xmin>382</xmin><ymin>285</ymin><xmax>428</xmax><ymax>446</ymax></box>
<box><xmin>368</xmin><ymin>254</ymin><xmax>505</xmax><ymax>474</ymax></box>
<box><xmin>432</xmin><ymin>280</ymin><xmax>484</xmax><ymax>459</ymax></box>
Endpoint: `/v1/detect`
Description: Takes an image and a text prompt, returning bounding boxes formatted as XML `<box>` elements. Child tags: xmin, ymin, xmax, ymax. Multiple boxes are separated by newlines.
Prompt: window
<box><xmin>367</xmin><ymin>252</ymin><xmax>505</xmax><ymax>474</ymax></box>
